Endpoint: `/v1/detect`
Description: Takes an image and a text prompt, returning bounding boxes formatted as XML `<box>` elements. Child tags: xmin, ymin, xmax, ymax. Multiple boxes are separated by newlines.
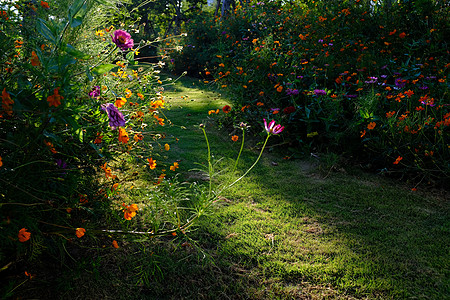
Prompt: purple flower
<box><xmin>286</xmin><ymin>88</ymin><xmax>299</xmax><ymax>96</ymax></box>
<box><xmin>395</xmin><ymin>78</ymin><xmax>406</xmax><ymax>88</ymax></box>
<box><xmin>313</xmin><ymin>89</ymin><xmax>326</xmax><ymax>96</ymax></box>
<box><xmin>264</xmin><ymin>119</ymin><xmax>284</xmax><ymax>135</ymax></box>
<box><xmin>111</xmin><ymin>30</ymin><xmax>134</xmax><ymax>51</ymax></box>
<box><xmin>89</xmin><ymin>86</ymin><xmax>101</xmax><ymax>98</ymax></box>
<box><xmin>101</xmin><ymin>103</ymin><xmax>126</xmax><ymax>130</ymax></box>
<box><xmin>365</xmin><ymin>77</ymin><xmax>378</xmax><ymax>84</ymax></box>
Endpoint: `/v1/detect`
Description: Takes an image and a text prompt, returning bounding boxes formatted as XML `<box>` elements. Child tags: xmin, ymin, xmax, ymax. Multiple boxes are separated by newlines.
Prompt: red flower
<box><xmin>283</xmin><ymin>106</ymin><xmax>296</xmax><ymax>114</ymax></box>
<box><xmin>222</xmin><ymin>105</ymin><xmax>231</xmax><ymax>113</ymax></box>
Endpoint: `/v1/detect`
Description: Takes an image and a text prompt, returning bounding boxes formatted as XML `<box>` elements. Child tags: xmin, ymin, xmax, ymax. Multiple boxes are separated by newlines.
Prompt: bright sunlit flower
<box><xmin>40</xmin><ymin>1</ymin><xmax>49</xmax><ymax>9</ymax></box>
<box><xmin>147</xmin><ymin>158</ymin><xmax>156</xmax><ymax>170</ymax></box>
<box><xmin>101</xmin><ymin>103</ymin><xmax>126</xmax><ymax>130</ymax></box>
<box><xmin>75</xmin><ymin>228</ymin><xmax>86</xmax><ymax>238</ymax></box>
<box><xmin>118</xmin><ymin>128</ymin><xmax>129</xmax><ymax>144</ymax></box>
<box><xmin>231</xmin><ymin>135</ymin><xmax>239</xmax><ymax>142</ymax></box>
<box><xmin>393</xmin><ymin>156</ymin><xmax>403</xmax><ymax>165</ymax></box>
<box><xmin>264</xmin><ymin>119</ymin><xmax>284</xmax><ymax>135</ymax></box>
<box><xmin>112</xmin><ymin>30</ymin><xmax>134</xmax><ymax>50</ymax></box>
<box><xmin>89</xmin><ymin>86</ymin><xmax>100</xmax><ymax>98</ymax></box>
<box><xmin>123</xmin><ymin>204</ymin><xmax>138</xmax><ymax>220</ymax></box>
<box><xmin>164</xmin><ymin>144</ymin><xmax>170</xmax><ymax>151</ymax></box>
<box><xmin>115</xmin><ymin>97</ymin><xmax>127</xmax><ymax>108</ymax></box>
<box><xmin>170</xmin><ymin>162</ymin><xmax>179</xmax><ymax>171</ymax></box>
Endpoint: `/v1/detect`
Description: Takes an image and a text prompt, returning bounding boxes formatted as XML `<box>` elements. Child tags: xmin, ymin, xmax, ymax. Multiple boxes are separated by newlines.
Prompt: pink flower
<box><xmin>111</xmin><ymin>30</ymin><xmax>134</xmax><ymax>50</ymax></box>
<box><xmin>264</xmin><ymin>119</ymin><xmax>284</xmax><ymax>135</ymax></box>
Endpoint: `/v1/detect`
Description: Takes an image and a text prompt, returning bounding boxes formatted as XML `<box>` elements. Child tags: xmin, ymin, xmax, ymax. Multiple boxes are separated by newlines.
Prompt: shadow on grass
<box><xmin>144</xmin><ymin>77</ymin><xmax>450</xmax><ymax>299</ymax></box>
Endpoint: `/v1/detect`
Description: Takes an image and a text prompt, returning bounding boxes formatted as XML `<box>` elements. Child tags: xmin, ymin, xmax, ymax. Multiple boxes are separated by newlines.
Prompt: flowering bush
<box><xmin>0</xmin><ymin>0</ymin><xmax>208</xmax><ymax>294</ymax></box>
<box><xmin>169</xmin><ymin>0</ymin><xmax>449</xmax><ymax>182</ymax></box>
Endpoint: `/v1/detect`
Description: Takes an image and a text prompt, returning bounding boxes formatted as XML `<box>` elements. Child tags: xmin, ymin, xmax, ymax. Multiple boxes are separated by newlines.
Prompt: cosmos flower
<box><xmin>264</xmin><ymin>119</ymin><xmax>284</xmax><ymax>135</ymax></box>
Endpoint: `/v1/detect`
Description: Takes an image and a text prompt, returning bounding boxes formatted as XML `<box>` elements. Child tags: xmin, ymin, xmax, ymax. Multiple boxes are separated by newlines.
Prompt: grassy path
<box><xmin>143</xmin><ymin>76</ymin><xmax>449</xmax><ymax>299</ymax></box>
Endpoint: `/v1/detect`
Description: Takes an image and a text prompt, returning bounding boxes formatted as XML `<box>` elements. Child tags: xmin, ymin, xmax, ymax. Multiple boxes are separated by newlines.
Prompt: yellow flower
<box><xmin>164</xmin><ymin>144</ymin><xmax>170</xmax><ymax>151</ymax></box>
<box><xmin>170</xmin><ymin>162</ymin><xmax>179</xmax><ymax>171</ymax></box>
<box><xmin>147</xmin><ymin>158</ymin><xmax>157</xmax><ymax>170</ymax></box>
<box><xmin>115</xmin><ymin>97</ymin><xmax>127</xmax><ymax>108</ymax></box>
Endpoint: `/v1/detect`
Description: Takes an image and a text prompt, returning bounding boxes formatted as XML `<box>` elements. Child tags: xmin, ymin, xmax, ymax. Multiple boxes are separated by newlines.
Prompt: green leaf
<box><xmin>69</xmin><ymin>0</ymin><xmax>86</xmax><ymax>19</ymax></box>
<box><xmin>70</xmin><ymin>17</ymin><xmax>83</xmax><ymax>28</ymax></box>
<box><xmin>92</xmin><ymin>64</ymin><xmax>116</xmax><ymax>75</ymax></box>
<box><xmin>126</xmin><ymin>51</ymin><xmax>135</xmax><ymax>62</ymax></box>
<box><xmin>64</xmin><ymin>44</ymin><xmax>90</xmax><ymax>59</ymax></box>
<box><xmin>86</xmin><ymin>67</ymin><xmax>94</xmax><ymax>81</ymax></box>
<box><xmin>36</xmin><ymin>18</ymin><xmax>56</xmax><ymax>44</ymax></box>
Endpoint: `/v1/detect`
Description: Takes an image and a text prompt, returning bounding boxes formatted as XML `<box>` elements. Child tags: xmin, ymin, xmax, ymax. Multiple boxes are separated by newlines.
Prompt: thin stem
<box><xmin>201</xmin><ymin>127</ymin><xmax>213</xmax><ymax>197</ymax></box>
<box><xmin>228</xmin><ymin>134</ymin><xmax>270</xmax><ymax>188</ymax></box>
<box><xmin>232</xmin><ymin>128</ymin><xmax>245</xmax><ymax>173</ymax></box>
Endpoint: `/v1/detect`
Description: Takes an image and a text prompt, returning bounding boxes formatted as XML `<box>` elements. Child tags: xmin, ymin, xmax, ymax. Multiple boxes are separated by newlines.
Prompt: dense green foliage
<box><xmin>168</xmin><ymin>0</ymin><xmax>449</xmax><ymax>183</ymax></box>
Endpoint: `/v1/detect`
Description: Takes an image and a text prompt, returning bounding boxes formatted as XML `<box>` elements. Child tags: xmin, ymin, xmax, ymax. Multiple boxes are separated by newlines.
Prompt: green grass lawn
<box><xmin>16</xmin><ymin>75</ymin><xmax>448</xmax><ymax>299</ymax></box>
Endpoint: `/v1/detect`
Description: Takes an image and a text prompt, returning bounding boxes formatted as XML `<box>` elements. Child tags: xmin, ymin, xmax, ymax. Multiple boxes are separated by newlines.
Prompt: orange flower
<box><xmin>276</xmin><ymin>85</ymin><xmax>283</xmax><ymax>92</ymax></box>
<box><xmin>124</xmin><ymin>88</ymin><xmax>132</xmax><ymax>98</ymax></box>
<box><xmin>18</xmin><ymin>228</ymin><xmax>31</xmax><ymax>242</ymax></box>
<box><xmin>100</xmin><ymin>163</ymin><xmax>116</xmax><ymax>179</ymax></box>
<box><xmin>256</xmin><ymin>102</ymin><xmax>264</xmax><ymax>106</ymax></box>
<box><xmin>31</xmin><ymin>51</ymin><xmax>40</xmax><ymax>66</ymax></box>
<box><xmin>367</xmin><ymin>122</ymin><xmax>376</xmax><ymax>130</ymax></box>
<box><xmin>118</xmin><ymin>128</ymin><xmax>129</xmax><ymax>144</ymax></box>
<box><xmin>137</xmin><ymin>93</ymin><xmax>144</xmax><ymax>100</ymax></box>
<box><xmin>155</xmin><ymin>173</ymin><xmax>166</xmax><ymax>185</ymax></box>
<box><xmin>393</xmin><ymin>156</ymin><xmax>403</xmax><ymax>165</ymax></box>
<box><xmin>222</xmin><ymin>105</ymin><xmax>231</xmax><ymax>113</ymax></box>
<box><xmin>404</xmin><ymin>90</ymin><xmax>414</xmax><ymax>98</ymax></box>
<box><xmin>170</xmin><ymin>162</ymin><xmax>179</xmax><ymax>171</ymax></box>
<box><xmin>123</xmin><ymin>203</ymin><xmax>138</xmax><ymax>220</ymax></box>
<box><xmin>75</xmin><ymin>228</ymin><xmax>86</xmax><ymax>238</ymax></box>
<box><xmin>44</xmin><ymin>140</ymin><xmax>57</xmax><ymax>154</ymax></box>
<box><xmin>112</xmin><ymin>240</ymin><xmax>119</xmax><ymax>248</ymax></box>
<box><xmin>386</xmin><ymin>111</ymin><xmax>396</xmax><ymax>118</ymax></box>
<box><xmin>40</xmin><ymin>1</ymin><xmax>49</xmax><ymax>9</ymax></box>
<box><xmin>164</xmin><ymin>144</ymin><xmax>170</xmax><ymax>151</ymax></box>
<box><xmin>47</xmin><ymin>87</ymin><xmax>63</xmax><ymax>107</ymax></box>
<box><xmin>399</xmin><ymin>32</ymin><xmax>406</xmax><ymax>39</ymax></box>
<box><xmin>2</xmin><ymin>88</ymin><xmax>14</xmax><ymax>115</ymax></box>
<box><xmin>115</xmin><ymin>97</ymin><xmax>127</xmax><ymax>108</ymax></box>
<box><xmin>79</xmin><ymin>194</ymin><xmax>88</xmax><ymax>204</ymax></box>
<box><xmin>0</xmin><ymin>156</ymin><xmax>2</xmax><ymax>167</ymax></box>
<box><xmin>94</xmin><ymin>133</ymin><xmax>103</xmax><ymax>144</ymax></box>
<box><xmin>360</xmin><ymin>130</ymin><xmax>366</xmax><ymax>138</ymax></box>
<box><xmin>231</xmin><ymin>135</ymin><xmax>239</xmax><ymax>142</ymax></box>
<box><xmin>147</xmin><ymin>158</ymin><xmax>156</xmax><ymax>170</ymax></box>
